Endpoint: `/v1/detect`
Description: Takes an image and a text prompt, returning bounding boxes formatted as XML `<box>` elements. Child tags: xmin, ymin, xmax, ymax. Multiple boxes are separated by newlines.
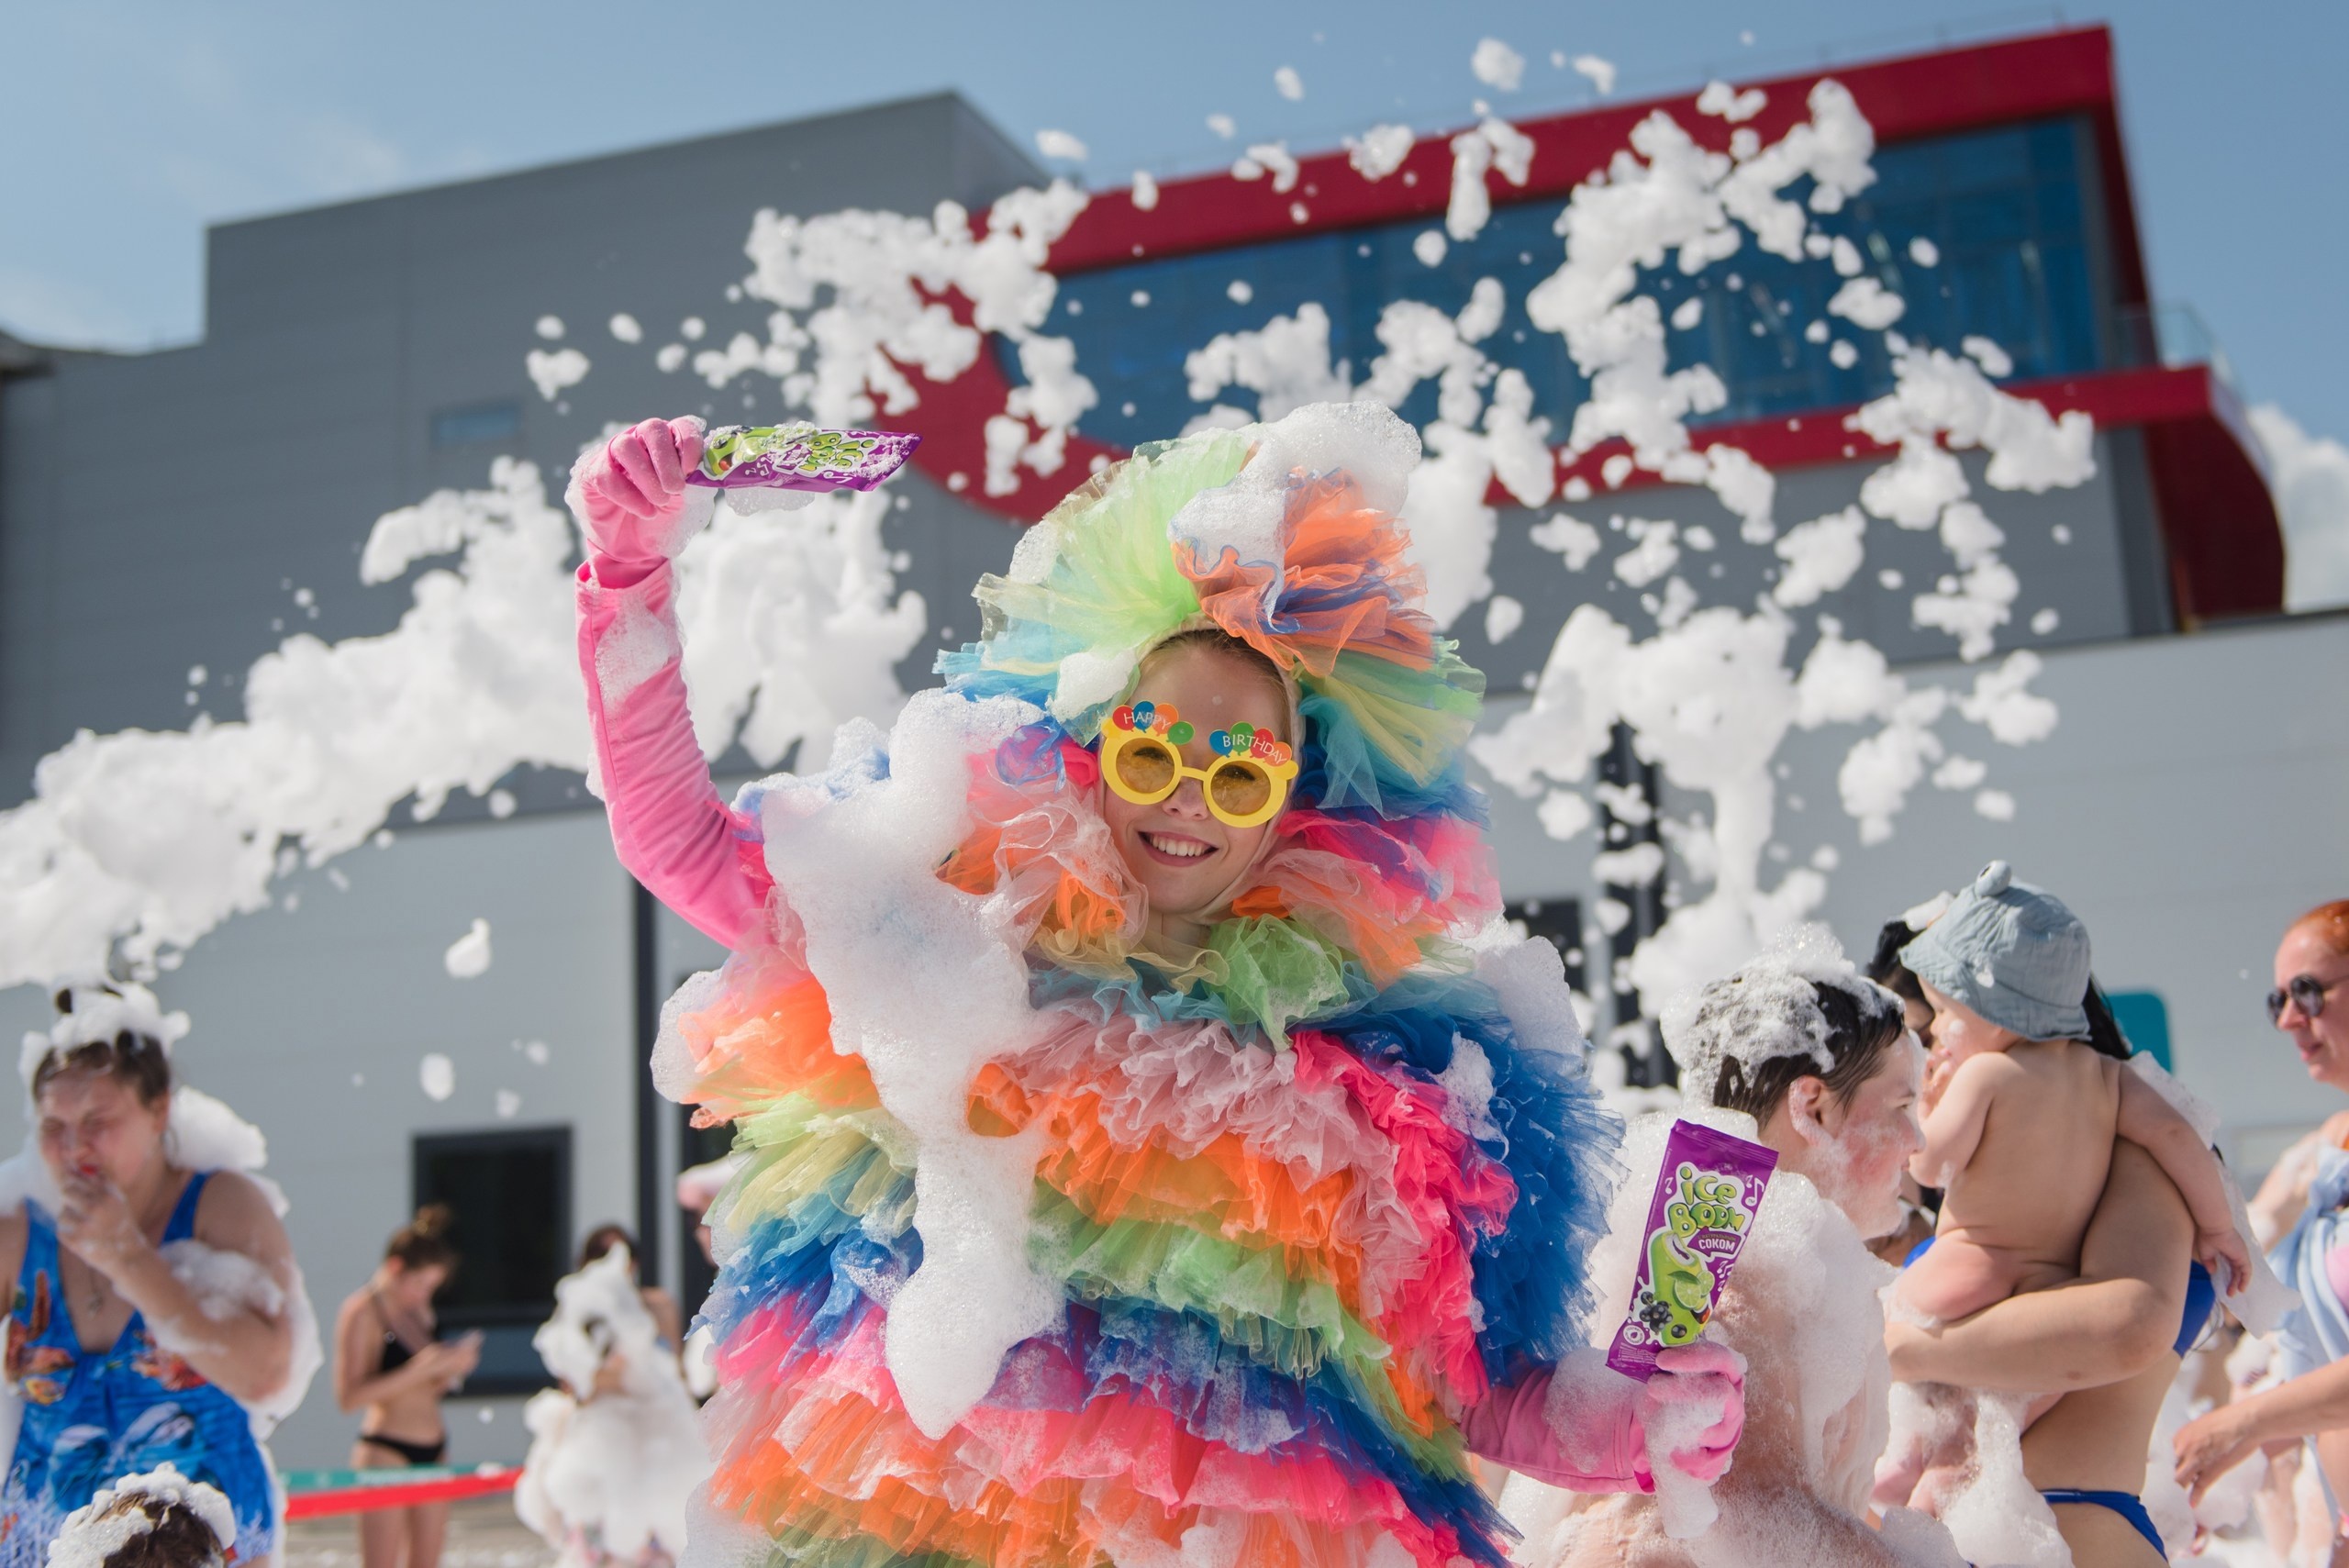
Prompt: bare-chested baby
<box><xmin>1876</xmin><ymin>863</ymin><xmax>2247</xmax><ymax>1511</ymax></box>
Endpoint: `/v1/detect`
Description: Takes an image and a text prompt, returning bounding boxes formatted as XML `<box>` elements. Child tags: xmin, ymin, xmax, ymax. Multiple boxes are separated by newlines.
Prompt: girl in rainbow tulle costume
<box><xmin>567</xmin><ymin>403</ymin><xmax>1746</xmax><ymax>1568</ymax></box>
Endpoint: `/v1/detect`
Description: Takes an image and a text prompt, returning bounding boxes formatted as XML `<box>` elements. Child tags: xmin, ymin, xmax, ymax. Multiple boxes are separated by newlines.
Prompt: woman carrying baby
<box><xmin>1505</xmin><ymin>940</ymin><xmax>1962</xmax><ymax>1567</ymax></box>
<box><xmin>1883</xmin><ymin>864</ymin><xmax>2240</xmax><ymax>1565</ymax></box>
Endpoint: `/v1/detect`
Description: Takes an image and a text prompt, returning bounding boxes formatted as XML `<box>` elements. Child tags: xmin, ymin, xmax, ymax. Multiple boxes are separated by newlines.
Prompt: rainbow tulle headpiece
<box><xmin>937</xmin><ymin>406</ymin><xmax>1498</xmax><ymax>1034</ymax></box>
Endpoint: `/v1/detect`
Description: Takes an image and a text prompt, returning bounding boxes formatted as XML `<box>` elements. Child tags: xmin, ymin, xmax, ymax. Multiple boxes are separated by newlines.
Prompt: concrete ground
<box><xmin>281</xmin><ymin>1496</ymin><xmax>554</xmax><ymax>1568</ymax></box>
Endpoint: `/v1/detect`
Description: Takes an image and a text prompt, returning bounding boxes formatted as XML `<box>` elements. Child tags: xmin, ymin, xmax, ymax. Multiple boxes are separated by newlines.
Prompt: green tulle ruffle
<box><xmin>967</xmin><ymin>430</ymin><xmax>1252</xmax><ymax>730</ymax></box>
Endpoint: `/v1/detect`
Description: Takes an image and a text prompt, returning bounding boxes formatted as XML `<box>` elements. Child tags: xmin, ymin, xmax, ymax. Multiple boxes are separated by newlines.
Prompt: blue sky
<box><xmin>6</xmin><ymin>0</ymin><xmax>2346</xmax><ymax>437</ymax></box>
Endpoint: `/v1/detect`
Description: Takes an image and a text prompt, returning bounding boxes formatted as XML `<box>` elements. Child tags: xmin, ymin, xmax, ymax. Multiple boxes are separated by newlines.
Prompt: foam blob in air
<box><xmin>443</xmin><ymin>917</ymin><xmax>492</xmax><ymax>978</ymax></box>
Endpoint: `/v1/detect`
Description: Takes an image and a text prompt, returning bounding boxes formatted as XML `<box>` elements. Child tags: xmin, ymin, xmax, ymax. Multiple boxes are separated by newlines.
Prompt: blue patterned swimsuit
<box><xmin>0</xmin><ymin>1173</ymin><xmax>275</xmax><ymax>1565</ymax></box>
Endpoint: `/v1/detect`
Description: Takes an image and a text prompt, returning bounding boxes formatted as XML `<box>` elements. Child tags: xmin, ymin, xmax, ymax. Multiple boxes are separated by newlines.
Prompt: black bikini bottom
<box><xmin>360</xmin><ymin>1431</ymin><xmax>448</xmax><ymax>1467</ymax></box>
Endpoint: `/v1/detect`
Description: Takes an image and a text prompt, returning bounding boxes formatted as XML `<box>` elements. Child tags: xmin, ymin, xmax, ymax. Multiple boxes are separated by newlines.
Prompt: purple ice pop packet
<box><xmin>1605</xmin><ymin>1119</ymin><xmax>1776</xmax><ymax>1382</ymax></box>
<box><xmin>688</xmin><ymin>423</ymin><xmax>920</xmax><ymax>493</ymax></box>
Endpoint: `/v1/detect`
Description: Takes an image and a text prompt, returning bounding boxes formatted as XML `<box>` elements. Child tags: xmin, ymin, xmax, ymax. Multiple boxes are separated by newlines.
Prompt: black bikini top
<box><xmin>373</xmin><ymin>1292</ymin><xmax>431</xmax><ymax>1372</ymax></box>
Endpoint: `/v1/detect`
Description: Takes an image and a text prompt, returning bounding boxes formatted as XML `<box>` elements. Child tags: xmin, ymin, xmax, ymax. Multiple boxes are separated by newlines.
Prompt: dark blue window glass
<box><xmin>1030</xmin><ymin>116</ymin><xmax>2108</xmax><ymax>450</ymax></box>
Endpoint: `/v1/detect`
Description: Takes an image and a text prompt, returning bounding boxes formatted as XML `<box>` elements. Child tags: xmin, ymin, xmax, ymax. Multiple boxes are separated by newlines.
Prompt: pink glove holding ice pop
<box><xmin>568</xmin><ymin>416</ymin><xmax>708</xmax><ymax>588</ymax></box>
<box><xmin>1459</xmin><ymin>1341</ymin><xmax>1746</xmax><ymax>1492</ymax></box>
<box><xmin>1638</xmin><ymin>1340</ymin><xmax>1745</xmax><ymax>1484</ymax></box>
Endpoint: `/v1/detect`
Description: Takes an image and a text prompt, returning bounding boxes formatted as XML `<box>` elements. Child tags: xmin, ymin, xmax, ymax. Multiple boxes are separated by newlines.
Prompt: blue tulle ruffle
<box><xmin>1317</xmin><ymin>973</ymin><xmax>1623</xmax><ymax>1385</ymax></box>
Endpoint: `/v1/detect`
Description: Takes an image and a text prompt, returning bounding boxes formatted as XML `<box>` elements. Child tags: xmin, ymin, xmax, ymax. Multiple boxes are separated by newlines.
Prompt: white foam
<box><xmin>518</xmin><ymin>1245</ymin><xmax>710</xmax><ymax>1562</ymax></box>
<box><xmin>1472</xmin><ymin>39</ymin><xmax>1525</xmax><ymax>91</ymax></box>
<box><xmin>1347</xmin><ymin>124</ymin><xmax>1416</xmax><ymax>182</ymax></box>
<box><xmin>19</xmin><ymin>983</ymin><xmax>190</xmax><ymax>1091</ymax></box>
<box><xmin>1772</xmin><ymin>506</ymin><xmax>1867</xmax><ymax>607</ymax></box>
<box><xmin>525</xmin><ymin>347</ymin><xmax>589</xmax><ymax>401</ymax></box>
<box><xmin>441</xmin><ymin>917</ymin><xmax>492</xmax><ymax>979</ymax></box>
<box><xmin>47</xmin><ymin>1463</ymin><xmax>236</xmax><ymax>1568</ymax></box>
<box><xmin>754</xmin><ymin>693</ymin><xmax>1062</xmax><ymax>1436</ymax></box>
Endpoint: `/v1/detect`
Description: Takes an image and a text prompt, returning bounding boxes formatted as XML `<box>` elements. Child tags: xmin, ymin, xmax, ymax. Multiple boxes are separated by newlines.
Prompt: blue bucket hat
<box><xmin>1899</xmin><ymin>861</ymin><xmax>2091</xmax><ymax>1041</ymax></box>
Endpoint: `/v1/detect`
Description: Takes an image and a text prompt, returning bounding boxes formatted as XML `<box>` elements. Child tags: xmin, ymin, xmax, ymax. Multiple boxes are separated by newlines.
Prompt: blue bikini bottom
<box><xmin>2038</xmin><ymin>1488</ymin><xmax>2163</xmax><ymax>1554</ymax></box>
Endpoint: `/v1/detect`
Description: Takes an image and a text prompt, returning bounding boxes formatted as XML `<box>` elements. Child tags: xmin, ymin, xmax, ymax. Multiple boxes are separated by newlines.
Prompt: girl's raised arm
<box><xmin>571</xmin><ymin>417</ymin><xmax>773</xmax><ymax>950</ymax></box>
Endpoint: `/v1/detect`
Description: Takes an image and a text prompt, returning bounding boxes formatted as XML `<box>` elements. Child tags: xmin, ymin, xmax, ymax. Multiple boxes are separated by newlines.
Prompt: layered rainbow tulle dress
<box><xmin>659</xmin><ymin>423</ymin><xmax>1620</xmax><ymax>1568</ymax></box>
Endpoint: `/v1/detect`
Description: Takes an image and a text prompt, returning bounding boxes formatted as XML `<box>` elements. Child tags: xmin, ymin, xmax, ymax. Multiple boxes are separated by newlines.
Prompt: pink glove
<box><xmin>1459</xmin><ymin>1343</ymin><xmax>1746</xmax><ymax>1493</ymax></box>
<box><xmin>567</xmin><ymin>417</ymin><xmax>708</xmax><ymax>588</ymax></box>
<box><xmin>1640</xmin><ymin>1340</ymin><xmax>1746</xmax><ymax>1485</ymax></box>
<box><xmin>1459</xmin><ymin>1351</ymin><xmax>1645</xmax><ymax>1493</ymax></box>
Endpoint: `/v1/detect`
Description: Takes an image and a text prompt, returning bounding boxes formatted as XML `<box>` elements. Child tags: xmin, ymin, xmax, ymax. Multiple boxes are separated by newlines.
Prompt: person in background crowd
<box><xmin>1866</xmin><ymin>915</ymin><xmax>1942</xmax><ymax>1266</ymax></box>
<box><xmin>674</xmin><ymin>1157</ymin><xmax>736</xmax><ymax>1272</ymax></box>
<box><xmin>2176</xmin><ymin>901</ymin><xmax>2349</xmax><ymax>1546</ymax></box>
<box><xmin>515</xmin><ymin>1241</ymin><xmax>708</xmax><ymax>1568</ymax></box>
<box><xmin>334</xmin><ymin>1205</ymin><xmax>482</xmax><ymax>1568</ymax></box>
<box><xmin>578</xmin><ymin>1223</ymin><xmax>683</xmax><ymax>1353</ymax></box>
<box><xmin>0</xmin><ymin>986</ymin><xmax>297</xmax><ymax>1568</ymax></box>
<box><xmin>671</xmin><ymin>1162</ymin><xmax>738</xmax><ymax>1400</ymax></box>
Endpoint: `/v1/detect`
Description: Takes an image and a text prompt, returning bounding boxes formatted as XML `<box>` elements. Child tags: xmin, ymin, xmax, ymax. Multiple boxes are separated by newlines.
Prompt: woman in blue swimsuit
<box><xmin>0</xmin><ymin>989</ymin><xmax>299</xmax><ymax>1567</ymax></box>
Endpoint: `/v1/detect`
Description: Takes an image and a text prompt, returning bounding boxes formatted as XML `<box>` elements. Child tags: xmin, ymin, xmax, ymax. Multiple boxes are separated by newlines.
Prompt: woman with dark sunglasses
<box><xmin>2174</xmin><ymin>901</ymin><xmax>2349</xmax><ymax>1529</ymax></box>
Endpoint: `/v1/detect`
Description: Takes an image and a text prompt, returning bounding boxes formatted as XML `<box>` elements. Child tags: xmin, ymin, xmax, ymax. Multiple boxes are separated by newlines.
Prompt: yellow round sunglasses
<box><xmin>1099</xmin><ymin>699</ymin><xmax>1298</xmax><ymax>828</ymax></box>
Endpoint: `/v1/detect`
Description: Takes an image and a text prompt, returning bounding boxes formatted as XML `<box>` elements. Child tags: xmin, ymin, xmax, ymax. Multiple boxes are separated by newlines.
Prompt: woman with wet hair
<box><xmin>0</xmin><ymin>985</ymin><xmax>296</xmax><ymax>1568</ymax></box>
<box><xmin>334</xmin><ymin>1205</ymin><xmax>481</xmax><ymax>1568</ymax></box>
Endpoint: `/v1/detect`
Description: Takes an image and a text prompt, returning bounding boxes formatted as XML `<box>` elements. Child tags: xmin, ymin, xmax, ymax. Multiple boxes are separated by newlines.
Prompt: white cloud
<box><xmin>2251</xmin><ymin>403</ymin><xmax>2349</xmax><ymax>611</ymax></box>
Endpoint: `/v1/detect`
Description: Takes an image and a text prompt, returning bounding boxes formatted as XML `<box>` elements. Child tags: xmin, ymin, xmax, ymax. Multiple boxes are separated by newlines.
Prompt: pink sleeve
<box><xmin>576</xmin><ymin>554</ymin><xmax>774</xmax><ymax>950</ymax></box>
<box><xmin>1459</xmin><ymin>1359</ymin><xmax>1653</xmax><ymax>1494</ymax></box>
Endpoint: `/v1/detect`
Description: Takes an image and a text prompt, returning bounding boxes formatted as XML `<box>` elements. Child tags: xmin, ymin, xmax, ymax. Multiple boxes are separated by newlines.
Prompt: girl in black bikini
<box><xmin>333</xmin><ymin>1206</ymin><xmax>483</xmax><ymax>1568</ymax></box>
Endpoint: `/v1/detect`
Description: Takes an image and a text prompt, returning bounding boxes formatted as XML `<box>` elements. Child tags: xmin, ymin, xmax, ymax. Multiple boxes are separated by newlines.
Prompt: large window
<box><xmin>413</xmin><ymin>1126</ymin><xmax>572</xmax><ymax>1395</ymax></box>
<box><xmin>1032</xmin><ymin>117</ymin><xmax>2108</xmax><ymax>448</ymax></box>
